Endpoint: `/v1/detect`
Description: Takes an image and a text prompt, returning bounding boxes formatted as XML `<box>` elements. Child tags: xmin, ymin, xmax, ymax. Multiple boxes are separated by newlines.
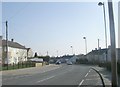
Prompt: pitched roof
<box><xmin>87</xmin><ymin>49</ymin><xmax>107</xmax><ymax>55</ymax></box>
<box><xmin>2</xmin><ymin>40</ymin><xmax>27</xmax><ymax>49</ymax></box>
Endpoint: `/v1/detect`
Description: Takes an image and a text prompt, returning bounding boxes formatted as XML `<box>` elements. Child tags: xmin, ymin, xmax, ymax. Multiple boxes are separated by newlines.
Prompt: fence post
<box><xmin>18</xmin><ymin>62</ymin><xmax>19</xmax><ymax>69</ymax></box>
<box><xmin>30</xmin><ymin>62</ymin><xmax>32</xmax><ymax>67</ymax></box>
<box><xmin>22</xmin><ymin>62</ymin><xmax>23</xmax><ymax>68</ymax></box>
<box><xmin>28</xmin><ymin>62</ymin><xmax>30</xmax><ymax>67</ymax></box>
<box><xmin>7</xmin><ymin>63</ymin><xmax>8</xmax><ymax>70</ymax></box>
<box><xmin>29</xmin><ymin>61</ymin><xmax>30</xmax><ymax>67</ymax></box>
<box><xmin>26</xmin><ymin>61</ymin><xmax>27</xmax><ymax>67</ymax></box>
<box><xmin>13</xmin><ymin>63</ymin><xmax>14</xmax><ymax>69</ymax></box>
<box><xmin>29</xmin><ymin>62</ymin><xmax>30</xmax><ymax>67</ymax></box>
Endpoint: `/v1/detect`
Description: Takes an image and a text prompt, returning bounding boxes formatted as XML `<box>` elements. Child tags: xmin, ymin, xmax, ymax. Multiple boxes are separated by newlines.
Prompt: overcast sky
<box><xmin>2</xmin><ymin>1</ymin><xmax>118</xmax><ymax>57</ymax></box>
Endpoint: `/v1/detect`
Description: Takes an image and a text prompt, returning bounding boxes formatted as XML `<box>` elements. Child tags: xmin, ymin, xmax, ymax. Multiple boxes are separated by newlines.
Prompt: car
<box><xmin>55</xmin><ymin>60</ymin><xmax>61</xmax><ymax>65</ymax></box>
<box><xmin>67</xmin><ymin>61</ymin><xmax>72</xmax><ymax>65</ymax></box>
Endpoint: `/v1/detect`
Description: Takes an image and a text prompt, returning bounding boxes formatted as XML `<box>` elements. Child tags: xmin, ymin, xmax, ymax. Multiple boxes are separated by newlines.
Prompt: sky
<box><xmin>1</xmin><ymin>1</ymin><xmax>118</xmax><ymax>57</ymax></box>
<box><xmin>118</xmin><ymin>2</ymin><xmax>120</xmax><ymax>48</ymax></box>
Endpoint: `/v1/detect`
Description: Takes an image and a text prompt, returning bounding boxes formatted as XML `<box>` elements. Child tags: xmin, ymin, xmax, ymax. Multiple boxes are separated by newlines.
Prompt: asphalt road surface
<box><xmin>2</xmin><ymin>64</ymin><xmax>105</xmax><ymax>86</ymax></box>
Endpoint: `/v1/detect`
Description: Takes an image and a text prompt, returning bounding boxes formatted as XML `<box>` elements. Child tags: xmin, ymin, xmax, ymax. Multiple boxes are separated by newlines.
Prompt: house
<box><xmin>76</xmin><ymin>54</ymin><xmax>85</xmax><ymax>60</ymax></box>
<box><xmin>86</xmin><ymin>46</ymin><xmax>120</xmax><ymax>64</ymax></box>
<box><xmin>27</xmin><ymin>48</ymin><xmax>33</xmax><ymax>58</ymax></box>
<box><xmin>86</xmin><ymin>48</ymin><xmax>107</xmax><ymax>63</ymax></box>
<box><xmin>69</xmin><ymin>55</ymin><xmax>79</xmax><ymax>64</ymax></box>
<box><xmin>61</xmin><ymin>55</ymin><xmax>74</xmax><ymax>62</ymax></box>
<box><xmin>2</xmin><ymin>39</ymin><xmax>32</xmax><ymax>64</ymax></box>
<box><xmin>107</xmin><ymin>46</ymin><xmax>120</xmax><ymax>63</ymax></box>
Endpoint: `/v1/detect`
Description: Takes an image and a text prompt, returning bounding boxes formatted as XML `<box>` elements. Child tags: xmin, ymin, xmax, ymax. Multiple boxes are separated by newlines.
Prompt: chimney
<box><xmin>99</xmin><ymin>47</ymin><xmax>101</xmax><ymax>50</ymax></box>
<box><xmin>11</xmin><ymin>39</ymin><xmax>14</xmax><ymax>42</ymax></box>
<box><xmin>95</xmin><ymin>48</ymin><xmax>97</xmax><ymax>50</ymax></box>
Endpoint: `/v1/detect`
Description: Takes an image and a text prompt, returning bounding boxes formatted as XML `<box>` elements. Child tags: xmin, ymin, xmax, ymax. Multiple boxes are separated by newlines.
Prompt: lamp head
<box><xmin>98</xmin><ymin>2</ymin><xmax>104</xmax><ymax>6</ymax></box>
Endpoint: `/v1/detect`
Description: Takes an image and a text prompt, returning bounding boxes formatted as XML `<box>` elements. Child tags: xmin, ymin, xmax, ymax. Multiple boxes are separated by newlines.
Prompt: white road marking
<box><xmin>78</xmin><ymin>69</ymin><xmax>91</xmax><ymax>87</ymax></box>
<box><xmin>85</xmin><ymin>73</ymin><xmax>88</xmax><ymax>77</ymax></box>
<box><xmin>36</xmin><ymin>75</ymin><xmax>55</xmax><ymax>83</ymax></box>
<box><xmin>85</xmin><ymin>78</ymin><xmax>100</xmax><ymax>81</ymax></box>
<box><xmin>78</xmin><ymin>79</ymin><xmax>84</xmax><ymax>87</ymax></box>
<box><xmin>3</xmin><ymin>65</ymin><xmax>62</xmax><ymax>81</ymax></box>
<box><xmin>89</xmin><ymin>69</ymin><xmax>91</xmax><ymax>72</ymax></box>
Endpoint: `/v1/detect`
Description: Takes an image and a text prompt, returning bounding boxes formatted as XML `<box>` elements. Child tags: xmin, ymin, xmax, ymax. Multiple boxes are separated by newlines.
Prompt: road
<box><xmin>2</xmin><ymin>64</ymin><xmax>109</xmax><ymax>86</ymax></box>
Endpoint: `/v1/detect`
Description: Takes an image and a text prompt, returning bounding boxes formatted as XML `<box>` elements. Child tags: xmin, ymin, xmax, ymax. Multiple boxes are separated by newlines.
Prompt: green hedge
<box><xmin>2</xmin><ymin>62</ymin><xmax>36</xmax><ymax>71</ymax></box>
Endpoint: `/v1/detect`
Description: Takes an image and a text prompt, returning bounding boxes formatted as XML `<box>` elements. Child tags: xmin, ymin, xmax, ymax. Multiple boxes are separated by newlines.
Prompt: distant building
<box><xmin>107</xmin><ymin>46</ymin><xmax>120</xmax><ymax>63</ymax></box>
<box><xmin>69</xmin><ymin>55</ymin><xmax>79</xmax><ymax>63</ymax></box>
<box><xmin>87</xmin><ymin>48</ymin><xmax>107</xmax><ymax>63</ymax></box>
<box><xmin>76</xmin><ymin>54</ymin><xmax>85</xmax><ymax>60</ymax></box>
<box><xmin>2</xmin><ymin>39</ymin><xmax>33</xmax><ymax>64</ymax></box>
<box><xmin>27</xmin><ymin>48</ymin><xmax>33</xmax><ymax>58</ymax></box>
<box><xmin>60</xmin><ymin>55</ymin><xmax>74</xmax><ymax>63</ymax></box>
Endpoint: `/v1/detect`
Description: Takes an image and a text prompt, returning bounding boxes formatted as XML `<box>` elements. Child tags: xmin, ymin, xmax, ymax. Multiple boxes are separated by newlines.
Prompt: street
<box><xmin>2</xmin><ymin>64</ymin><xmax>111</xmax><ymax>86</ymax></box>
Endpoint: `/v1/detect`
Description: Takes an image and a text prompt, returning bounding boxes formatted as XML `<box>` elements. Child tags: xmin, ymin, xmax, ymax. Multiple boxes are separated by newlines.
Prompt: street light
<box><xmin>108</xmin><ymin>1</ymin><xmax>118</xmax><ymax>86</ymax></box>
<box><xmin>70</xmin><ymin>46</ymin><xmax>73</xmax><ymax>55</ymax></box>
<box><xmin>56</xmin><ymin>50</ymin><xmax>58</xmax><ymax>57</ymax></box>
<box><xmin>83</xmin><ymin>37</ymin><xmax>87</xmax><ymax>55</ymax></box>
<box><xmin>98</xmin><ymin>2</ymin><xmax>108</xmax><ymax>62</ymax></box>
<box><xmin>5</xmin><ymin>21</ymin><xmax>8</xmax><ymax>65</ymax></box>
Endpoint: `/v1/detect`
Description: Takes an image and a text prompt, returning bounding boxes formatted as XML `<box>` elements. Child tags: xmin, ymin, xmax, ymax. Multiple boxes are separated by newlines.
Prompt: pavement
<box><xmin>1</xmin><ymin>64</ymin><xmax>119</xmax><ymax>86</ymax></box>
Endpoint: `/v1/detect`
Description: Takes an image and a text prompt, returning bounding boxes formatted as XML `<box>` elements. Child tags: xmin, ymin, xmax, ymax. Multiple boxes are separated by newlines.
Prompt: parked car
<box><xmin>67</xmin><ymin>61</ymin><xmax>72</xmax><ymax>65</ymax></box>
<box><xmin>56</xmin><ymin>60</ymin><xmax>61</xmax><ymax>65</ymax></box>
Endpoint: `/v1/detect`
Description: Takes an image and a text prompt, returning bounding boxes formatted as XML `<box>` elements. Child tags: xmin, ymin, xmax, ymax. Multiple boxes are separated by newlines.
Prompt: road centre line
<box><xmin>3</xmin><ymin>65</ymin><xmax>62</xmax><ymax>81</ymax></box>
<box><xmin>78</xmin><ymin>79</ymin><xmax>84</xmax><ymax>87</ymax></box>
<box><xmin>89</xmin><ymin>69</ymin><xmax>91</xmax><ymax>72</ymax></box>
<box><xmin>85</xmin><ymin>73</ymin><xmax>88</xmax><ymax>77</ymax></box>
<box><xmin>36</xmin><ymin>75</ymin><xmax>55</xmax><ymax>83</ymax></box>
<box><xmin>78</xmin><ymin>69</ymin><xmax>91</xmax><ymax>87</ymax></box>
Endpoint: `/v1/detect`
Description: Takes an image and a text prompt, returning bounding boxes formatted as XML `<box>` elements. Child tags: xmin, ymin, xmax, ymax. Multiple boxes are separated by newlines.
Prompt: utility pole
<box><xmin>98</xmin><ymin>39</ymin><xmax>100</xmax><ymax>64</ymax></box>
<box><xmin>5</xmin><ymin>21</ymin><xmax>8</xmax><ymax>64</ymax></box>
<box><xmin>57</xmin><ymin>50</ymin><xmax>58</xmax><ymax>57</ymax></box>
<box><xmin>98</xmin><ymin>2</ymin><xmax>108</xmax><ymax>63</ymax></box>
<box><xmin>98</xmin><ymin>39</ymin><xmax>100</xmax><ymax>49</ymax></box>
<box><xmin>47</xmin><ymin>51</ymin><xmax>48</xmax><ymax>56</ymax></box>
<box><xmin>83</xmin><ymin>37</ymin><xmax>87</xmax><ymax>55</ymax></box>
<box><xmin>70</xmin><ymin>46</ymin><xmax>73</xmax><ymax>55</ymax></box>
<box><xmin>108</xmin><ymin>0</ymin><xmax>118</xmax><ymax>87</ymax></box>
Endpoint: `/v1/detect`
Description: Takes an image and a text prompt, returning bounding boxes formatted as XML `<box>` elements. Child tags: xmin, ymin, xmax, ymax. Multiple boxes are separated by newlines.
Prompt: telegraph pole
<box><xmin>98</xmin><ymin>2</ymin><xmax>108</xmax><ymax>63</ymax></box>
<box><xmin>98</xmin><ymin>39</ymin><xmax>100</xmax><ymax>63</ymax></box>
<box><xmin>57</xmin><ymin>50</ymin><xmax>58</xmax><ymax>57</ymax></box>
<box><xmin>108</xmin><ymin>0</ymin><xmax>118</xmax><ymax>87</ymax></box>
<box><xmin>5</xmin><ymin>21</ymin><xmax>8</xmax><ymax>64</ymax></box>
<box><xmin>47</xmin><ymin>51</ymin><xmax>48</xmax><ymax>56</ymax></box>
<box><xmin>83</xmin><ymin>37</ymin><xmax>87</xmax><ymax>54</ymax></box>
<box><xmin>98</xmin><ymin>39</ymin><xmax>100</xmax><ymax>49</ymax></box>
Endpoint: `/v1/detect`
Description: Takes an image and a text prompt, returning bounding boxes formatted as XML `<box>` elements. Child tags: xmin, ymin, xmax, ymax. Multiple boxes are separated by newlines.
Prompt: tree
<box><xmin>34</xmin><ymin>52</ymin><xmax>38</xmax><ymax>57</ymax></box>
<box><xmin>42</xmin><ymin>56</ymin><xmax>49</xmax><ymax>62</ymax></box>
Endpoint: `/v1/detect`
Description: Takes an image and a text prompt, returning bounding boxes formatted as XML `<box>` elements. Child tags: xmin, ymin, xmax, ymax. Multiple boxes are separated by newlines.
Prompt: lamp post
<box><xmin>70</xmin><ymin>46</ymin><xmax>73</xmax><ymax>55</ymax></box>
<box><xmin>108</xmin><ymin>1</ymin><xmax>118</xmax><ymax>86</ymax></box>
<box><xmin>5</xmin><ymin>21</ymin><xmax>8</xmax><ymax>65</ymax></box>
<box><xmin>98</xmin><ymin>39</ymin><xmax>100</xmax><ymax>64</ymax></box>
<box><xmin>56</xmin><ymin>50</ymin><xmax>58</xmax><ymax>57</ymax></box>
<box><xmin>98</xmin><ymin>2</ymin><xmax>108</xmax><ymax>62</ymax></box>
<box><xmin>83</xmin><ymin>37</ymin><xmax>87</xmax><ymax>55</ymax></box>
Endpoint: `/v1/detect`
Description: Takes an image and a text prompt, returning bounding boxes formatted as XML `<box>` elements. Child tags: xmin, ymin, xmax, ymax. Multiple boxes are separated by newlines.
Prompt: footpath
<box><xmin>93</xmin><ymin>66</ymin><xmax>120</xmax><ymax>87</ymax></box>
